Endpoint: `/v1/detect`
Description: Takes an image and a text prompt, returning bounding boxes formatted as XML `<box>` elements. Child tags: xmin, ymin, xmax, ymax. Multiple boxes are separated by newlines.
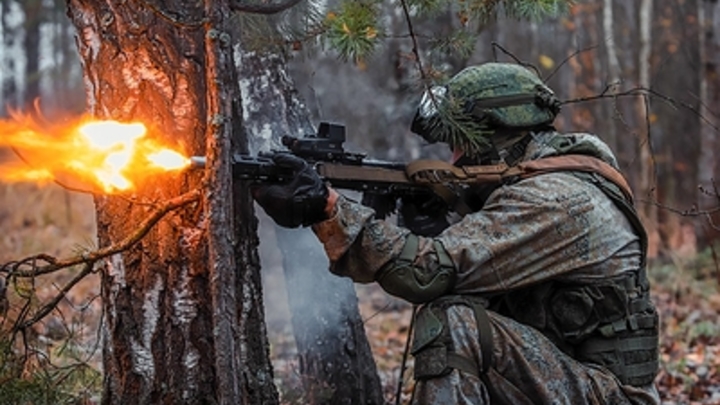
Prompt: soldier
<box><xmin>253</xmin><ymin>62</ymin><xmax>660</xmax><ymax>404</ymax></box>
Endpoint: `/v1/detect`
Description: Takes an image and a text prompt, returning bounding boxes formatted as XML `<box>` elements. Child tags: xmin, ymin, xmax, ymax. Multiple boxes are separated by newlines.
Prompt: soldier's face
<box><xmin>451</xmin><ymin>147</ymin><xmax>465</xmax><ymax>165</ymax></box>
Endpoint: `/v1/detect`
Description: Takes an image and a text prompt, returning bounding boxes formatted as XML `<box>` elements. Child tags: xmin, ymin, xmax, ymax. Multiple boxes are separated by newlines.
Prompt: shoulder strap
<box><xmin>406</xmin><ymin>154</ymin><xmax>634</xmax><ymax>212</ymax></box>
<box><xmin>512</xmin><ymin>155</ymin><xmax>635</xmax><ymax>203</ymax></box>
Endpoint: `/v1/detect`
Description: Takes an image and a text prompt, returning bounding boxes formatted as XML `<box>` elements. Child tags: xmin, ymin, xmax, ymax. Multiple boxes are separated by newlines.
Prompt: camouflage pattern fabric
<box><xmin>312</xmin><ymin>130</ymin><xmax>660</xmax><ymax>404</ymax></box>
<box><xmin>411</xmin><ymin>63</ymin><xmax>559</xmax><ymax>156</ymax></box>
<box><xmin>444</xmin><ymin>63</ymin><xmax>558</xmax><ymax>128</ymax></box>
<box><xmin>412</xmin><ymin>306</ymin><xmax>659</xmax><ymax>404</ymax></box>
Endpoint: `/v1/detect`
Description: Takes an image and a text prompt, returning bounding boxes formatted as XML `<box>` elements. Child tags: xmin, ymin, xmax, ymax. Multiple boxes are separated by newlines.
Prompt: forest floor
<box><xmin>1</xmin><ymin>182</ymin><xmax>720</xmax><ymax>404</ymax></box>
<box><xmin>265</xmin><ymin>256</ymin><xmax>720</xmax><ymax>405</ymax></box>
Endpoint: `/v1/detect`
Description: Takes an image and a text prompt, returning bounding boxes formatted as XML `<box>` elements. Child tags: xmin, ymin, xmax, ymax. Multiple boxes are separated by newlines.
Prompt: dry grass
<box><xmin>0</xmin><ymin>182</ymin><xmax>100</xmax><ymax>320</ymax></box>
<box><xmin>0</xmin><ymin>183</ymin><xmax>96</xmax><ymax>262</ymax></box>
<box><xmin>0</xmin><ymin>183</ymin><xmax>102</xmax><ymax>404</ymax></box>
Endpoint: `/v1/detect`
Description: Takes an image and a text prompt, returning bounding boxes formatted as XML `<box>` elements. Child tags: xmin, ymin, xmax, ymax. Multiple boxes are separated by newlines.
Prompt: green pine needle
<box><xmin>429</xmin><ymin>30</ymin><xmax>476</xmax><ymax>60</ymax></box>
<box><xmin>421</xmin><ymin>94</ymin><xmax>494</xmax><ymax>156</ymax></box>
<box><xmin>326</xmin><ymin>0</ymin><xmax>383</xmax><ymax>62</ymax></box>
<box><xmin>504</xmin><ymin>0</ymin><xmax>571</xmax><ymax>20</ymax></box>
<box><xmin>464</xmin><ymin>0</ymin><xmax>571</xmax><ymax>23</ymax></box>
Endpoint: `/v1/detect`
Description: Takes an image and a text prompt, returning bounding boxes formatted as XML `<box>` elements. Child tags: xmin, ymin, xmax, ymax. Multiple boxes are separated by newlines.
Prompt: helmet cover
<box><xmin>411</xmin><ymin>63</ymin><xmax>560</xmax><ymax>156</ymax></box>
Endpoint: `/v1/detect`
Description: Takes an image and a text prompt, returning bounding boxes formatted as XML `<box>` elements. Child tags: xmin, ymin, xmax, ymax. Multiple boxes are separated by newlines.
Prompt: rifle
<box><xmin>189</xmin><ymin>122</ymin><xmax>454</xmax><ymax>218</ymax></box>
<box><xmin>190</xmin><ymin>122</ymin><xmax>588</xmax><ymax>217</ymax></box>
<box><xmin>190</xmin><ymin>122</ymin><xmax>633</xmax><ymax>223</ymax></box>
<box><xmin>190</xmin><ymin>122</ymin><xmax>639</xmax><ymax>223</ymax></box>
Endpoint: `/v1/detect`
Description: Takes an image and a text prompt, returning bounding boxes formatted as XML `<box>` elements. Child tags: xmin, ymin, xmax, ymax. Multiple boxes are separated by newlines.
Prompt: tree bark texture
<box><xmin>2</xmin><ymin>0</ymin><xmax>19</xmax><ymax>107</ymax></box>
<box><xmin>236</xmin><ymin>48</ymin><xmax>384</xmax><ymax>405</ymax></box>
<box><xmin>22</xmin><ymin>0</ymin><xmax>42</xmax><ymax>102</ymax></box>
<box><xmin>636</xmin><ymin>0</ymin><xmax>661</xmax><ymax>258</ymax></box>
<box><xmin>698</xmin><ymin>0</ymin><xmax>720</xmax><ymax>209</ymax></box>
<box><xmin>66</xmin><ymin>1</ymin><xmax>278</xmax><ymax>404</ymax></box>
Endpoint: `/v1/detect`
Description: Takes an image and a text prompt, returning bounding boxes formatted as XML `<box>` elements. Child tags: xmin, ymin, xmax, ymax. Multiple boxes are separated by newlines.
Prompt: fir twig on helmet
<box><xmin>412</xmin><ymin>87</ymin><xmax>493</xmax><ymax>156</ymax></box>
<box><xmin>411</xmin><ymin>62</ymin><xmax>560</xmax><ymax>157</ymax></box>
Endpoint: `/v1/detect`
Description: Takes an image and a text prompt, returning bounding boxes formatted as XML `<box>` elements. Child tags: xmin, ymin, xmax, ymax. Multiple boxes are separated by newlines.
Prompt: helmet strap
<box><xmin>491</xmin><ymin>131</ymin><xmax>531</xmax><ymax>166</ymax></box>
<box><xmin>452</xmin><ymin>130</ymin><xmax>531</xmax><ymax>166</ymax></box>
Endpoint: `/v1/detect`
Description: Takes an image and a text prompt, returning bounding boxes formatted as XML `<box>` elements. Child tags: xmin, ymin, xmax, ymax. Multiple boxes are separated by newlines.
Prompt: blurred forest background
<box><xmin>1</xmin><ymin>0</ymin><xmax>720</xmax><ymax>403</ymax></box>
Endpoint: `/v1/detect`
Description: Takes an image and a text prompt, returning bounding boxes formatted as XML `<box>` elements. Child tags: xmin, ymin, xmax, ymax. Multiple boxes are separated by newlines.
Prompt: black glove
<box><xmin>251</xmin><ymin>153</ymin><xmax>329</xmax><ymax>228</ymax></box>
<box><xmin>361</xmin><ymin>192</ymin><xmax>397</xmax><ymax>220</ymax></box>
<box><xmin>397</xmin><ymin>193</ymin><xmax>451</xmax><ymax>237</ymax></box>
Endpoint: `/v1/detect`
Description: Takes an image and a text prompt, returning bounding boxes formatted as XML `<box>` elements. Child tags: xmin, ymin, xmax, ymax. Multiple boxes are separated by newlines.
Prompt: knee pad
<box><xmin>411</xmin><ymin>296</ymin><xmax>494</xmax><ymax>380</ymax></box>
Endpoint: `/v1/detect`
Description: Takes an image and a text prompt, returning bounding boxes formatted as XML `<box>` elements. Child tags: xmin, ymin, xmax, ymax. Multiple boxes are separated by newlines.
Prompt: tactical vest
<box><xmin>405</xmin><ymin>152</ymin><xmax>660</xmax><ymax>387</ymax></box>
<box><xmin>488</xmin><ymin>164</ymin><xmax>659</xmax><ymax>387</ymax></box>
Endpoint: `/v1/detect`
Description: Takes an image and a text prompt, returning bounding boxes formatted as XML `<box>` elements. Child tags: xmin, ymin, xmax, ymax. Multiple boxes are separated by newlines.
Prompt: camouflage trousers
<box><xmin>411</xmin><ymin>306</ymin><xmax>660</xmax><ymax>405</ymax></box>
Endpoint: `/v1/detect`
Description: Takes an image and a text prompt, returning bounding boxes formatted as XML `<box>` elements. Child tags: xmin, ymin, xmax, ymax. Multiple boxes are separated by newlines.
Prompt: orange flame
<box><xmin>0</xmin><ymin>111</ymin><xmax>190</xmax><ymax>193</ymax></box>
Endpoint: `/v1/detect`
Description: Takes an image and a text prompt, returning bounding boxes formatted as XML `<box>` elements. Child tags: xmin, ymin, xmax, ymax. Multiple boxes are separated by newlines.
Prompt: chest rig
<box><xmin>490</xmin><ymin>168</ymin><xmax>658</xmax><ymax>387</ymax></box>
<box><xmin>404</xmin><ymin>151</ymin><xmax>659</xmax><ymax>387</ymax></box>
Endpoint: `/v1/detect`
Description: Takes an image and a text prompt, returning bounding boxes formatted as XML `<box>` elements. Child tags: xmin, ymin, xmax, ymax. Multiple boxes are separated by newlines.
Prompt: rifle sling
<box><xmin>406</xmin><ymin>154</ymin><xmax>634</xmax><ymax>210</ymax></box>
<box><xmin>518</xmin><ymin>155</ymin><xmax>634</xmax><ymax>202</ymax></box>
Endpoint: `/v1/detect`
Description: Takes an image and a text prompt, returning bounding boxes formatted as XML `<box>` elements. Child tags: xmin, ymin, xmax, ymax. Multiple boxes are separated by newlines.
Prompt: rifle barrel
<box><xmin>190</xmin><ymin>156</ymin><xmax>206</xmax><ymax>168</ymax></box>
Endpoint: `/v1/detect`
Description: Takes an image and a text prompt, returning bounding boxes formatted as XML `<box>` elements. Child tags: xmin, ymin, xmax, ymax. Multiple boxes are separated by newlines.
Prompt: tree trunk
<box><xmin>235</xmin><ymin>48</ymin><xmax>384</xmax><ymax>405</ymax></box>
<box><xmin>636</xmin><ymin>0</ymin><xmax>660</xmax><ymax>258</ymax></box>
<box><xmin>698</xmin><ymin>0</ymin><xmax>719</xmax><ymax>210</ymax></box>
<box><xmin>22</xmin><ymin>0</ymin><xmax>42</xmax><ymax>102</ymax></box>
<box><xmin>2</xmin><ymin>0</ymin><xmax>19</xmax><ymax>108</ymax></box>
<box><xmin>44</xmin><ymin>0</ymin><xmax>84</xmax><ymax>112</ymax></box>
<box><xmin>602</xmin><ymin>0</ymin><xmax>620</xmax><ymax>152</ymax></box>
<box><xmin>66</xmin><ymin>1</ymin><xmax>278</xmax><ymax>404</ymax></box>
<box><xmin>276</xmin><ymin>229</ymin><xmax>384</xmax><ymax>404</ymax></box>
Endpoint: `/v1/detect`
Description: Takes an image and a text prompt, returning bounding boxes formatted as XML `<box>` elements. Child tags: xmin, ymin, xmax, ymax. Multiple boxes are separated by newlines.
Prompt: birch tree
<box><xmin>602</xmin><ymin>0</ymin><xmax>621</xmax><ymax>152</ymax></box>
<box><xmin>1</xmin><ymin>0</ymin><xmax>21</xmax><ymax>108</ymax></box>
<box><xmin>65</xmin><ymin>1</ymin><xmax>277</xmax><ymax>403</ymax></box>
<box><xmin>236</xmin><ymin>48</ymin><xmax>384</xmax><ymax>403</ymax></box>
<box><xmin>1</xmin><ymin>1</ymin><xmax>577</xmax><ymax>403</ymax></box>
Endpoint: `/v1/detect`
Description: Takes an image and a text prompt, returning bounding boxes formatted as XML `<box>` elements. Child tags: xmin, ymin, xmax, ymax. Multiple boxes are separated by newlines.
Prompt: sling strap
<box><xmin>405</xmin><ymin>154</ymin><xmax>634</xmax><ymax>215</ymax></box>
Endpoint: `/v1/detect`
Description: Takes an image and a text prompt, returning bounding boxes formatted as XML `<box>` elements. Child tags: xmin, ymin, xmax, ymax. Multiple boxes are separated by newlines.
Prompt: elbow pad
<box><xmin>375</xmin><ymin>235</ymin><xmax>457</xmax><ymax>304</ymax></box>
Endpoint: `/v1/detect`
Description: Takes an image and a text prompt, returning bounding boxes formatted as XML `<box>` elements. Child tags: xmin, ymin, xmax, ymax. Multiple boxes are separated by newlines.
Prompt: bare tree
<box><xmin>2</xmin><ymin>0</ymin><xmax>21</xmax><ymax>108</ymax></box>
<box><xmin>602</xmin><ymin>0</ymin><xmax>621</xmax><ymax>152</ymax></box>
<box><xmin>636</xmin><ymin>0</ymin><xmax>661</xmax><ymax>257</ymax></box>
<box><xmin>698</xmin><ymin>0</ymin><xmax>720</xmax><ymax>210</ymax></box>
<box><xmin>22</xmin><ymin>0</ymin><xmax>42</xmax><ymax>102</ymax></box>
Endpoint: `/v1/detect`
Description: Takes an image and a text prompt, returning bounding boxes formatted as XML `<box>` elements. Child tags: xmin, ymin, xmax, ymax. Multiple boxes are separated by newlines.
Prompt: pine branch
<box><xmin>326</xmin><ymin>1</ymin><xmax>383</xmax><ymax>62</ymax></box>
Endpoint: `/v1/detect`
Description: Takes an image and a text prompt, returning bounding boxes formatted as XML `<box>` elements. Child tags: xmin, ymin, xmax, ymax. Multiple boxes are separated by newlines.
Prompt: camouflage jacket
<box><xmin>312</xmin><ymin>130</ymin><xmax>642</xmax><ymax>294</ymax></box>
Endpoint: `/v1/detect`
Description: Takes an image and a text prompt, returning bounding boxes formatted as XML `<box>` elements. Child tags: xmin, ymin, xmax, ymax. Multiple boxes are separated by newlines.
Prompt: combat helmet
<box><xmin>411</xmin><ymin>62</ymin><xmax>561</xmax><ymax>158</ymax></box>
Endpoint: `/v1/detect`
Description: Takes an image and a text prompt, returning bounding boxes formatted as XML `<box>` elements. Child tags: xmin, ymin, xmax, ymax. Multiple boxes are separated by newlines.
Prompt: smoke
<box><xmin>257</xmin><ymin>206</ymin><xmax>362</xmax><ymax>354</ymax></box>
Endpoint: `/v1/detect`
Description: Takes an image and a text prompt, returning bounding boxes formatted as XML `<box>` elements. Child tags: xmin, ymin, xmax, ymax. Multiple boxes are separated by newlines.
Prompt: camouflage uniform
<box><xmin>251</xmin><ymin>62</ymin><xmax>661</xmax><ymax>404</ymax></box>
<box><xmin>312</xmin><ymin>130</ymin><xmax>660</xmax><ymax>405</ymax></box>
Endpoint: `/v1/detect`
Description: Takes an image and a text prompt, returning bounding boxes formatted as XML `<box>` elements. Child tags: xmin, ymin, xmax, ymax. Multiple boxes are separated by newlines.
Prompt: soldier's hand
<box><xmin>398</xmin><ymin>194</ymin><xmax>451</xmax><ymax>237</ymax></box>
<box><xmin>361</xmin><ymin>192</ymin><xmax>397</xmax><ymax>220</ymax></box>
<box><xmin>251</xmin><ymin>153</ymin><xmax>330</xmax><ymax>228</ymax></box>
